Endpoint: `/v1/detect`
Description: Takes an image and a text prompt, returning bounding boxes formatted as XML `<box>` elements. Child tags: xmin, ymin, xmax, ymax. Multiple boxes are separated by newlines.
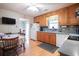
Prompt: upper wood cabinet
<box><xmin>34</xmin><ymin>4</ymin><xmax>79</xmax><ymax>26</ymax></box>
<box><xmin>34</xmin><ymin>8</ymin><xmax>69</xmax><ymax>26</ymax></box>
<box><xmin>67</xmin><ymin>4</ymin><xmax>79</xmax><ymax>25</ymax></box>
<box><xmin>34</xmin><ymin>16</ymin><xmax>42</xmax><ymax>24</ymax></box>
<box><xmin>58</xmin><ymin>8</ymin><xmax>68</xmax><ymax>25</ymax></box>
<box><xmin>34</xmin><ymin>15</ymin><xmax>46</xmax><ymax>26</ymax></box>
<box><xmin>59</xmin><ymin>4</ymin><xmax>79</xmax><ymax>25</ymax></box>
<box><xmin>34</xmin><ymin>16</ymin><xmax>39</xmax><ymax>23</ymax></box>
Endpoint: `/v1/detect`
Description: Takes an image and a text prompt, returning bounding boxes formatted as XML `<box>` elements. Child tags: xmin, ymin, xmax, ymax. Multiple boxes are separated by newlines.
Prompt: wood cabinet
<box><xmin>67</xmin><ymin>4</ymin><xmax>79</xmax><ymax>25</ymax></box>
<box><xmin>43</xmin><ymin>32</ymin><xmax>49</xmax><ymax>43</ymax></box>
<box><xmin>49</xmin><ymin>33</ymin><xmax>56</xmax><ymax>45</ymax></box>
<box><xmin>34</xmin><ymin>16</ymin><xmax>39</xmax><ymax>23</ymax></box>
<box><xmin>34</xmin><ymin>8</ymin><xmax>69</xmax><ymax>26</ymax></box>
<box><xmin>59</xmin><ymin>4</ymin><xmax>79</xmax><ymax>25</ymax></box>
<box><xmin>37</xmin><ymin>32</ymin><xmax>44</xmax><ymax>42</ymax></box>
<box><xmin>34</xmin><ymin>4</ymin><xmax>79</xmax><ymax>26</ymax></box>
<box><xmin>59</xmin><ymin>8</ymin><xmax>68</xmax><ymax>25</ymax></box>
<box><xmin>37</xmin><ymin>32</ymin><xmax>49</xmax><ymax>42</ymax></box>
<box><xmin>34</xmin><ymin>15</ymin><xmax>46</xmax><ymax>26</ymax></box>
<box><xmin>34</xmin><ymin>16</ymin><xmax>42</xmax><ymax>24</ymax></box>
<box><xmin>37</xmin><ymin>32</ymin><xmax>56</xmax><ymax>45</ymax></box>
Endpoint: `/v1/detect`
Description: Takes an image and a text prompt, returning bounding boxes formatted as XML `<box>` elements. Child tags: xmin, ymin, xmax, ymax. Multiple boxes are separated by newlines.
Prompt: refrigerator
<box><xmin>30</xmin><ymin>23</ymin><xmax>40</xmax><ymax>40</ymax></box>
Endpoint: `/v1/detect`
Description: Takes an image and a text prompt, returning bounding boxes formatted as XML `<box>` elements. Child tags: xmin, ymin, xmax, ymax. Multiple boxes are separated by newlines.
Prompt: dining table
<box><xmin>0</xmin><ymin>34</ymin><xmax>19</xmax><ymax>56</ymax></box>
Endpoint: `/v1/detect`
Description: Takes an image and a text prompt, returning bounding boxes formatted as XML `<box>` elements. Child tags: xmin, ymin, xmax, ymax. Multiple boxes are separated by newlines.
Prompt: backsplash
<box><xmin>40</xmin><ymin>26</ymin><xmax>48</xmax><ymax>31</ymax></box>
<box><xmin>59</xmin><ymin>26</ymin><xmax>79</xmax><ymax>34</ymax></box>
<box><xmin>40</xmin><ymin>26</ymin><xmax>79</xmax><ymax>34</ymax></box>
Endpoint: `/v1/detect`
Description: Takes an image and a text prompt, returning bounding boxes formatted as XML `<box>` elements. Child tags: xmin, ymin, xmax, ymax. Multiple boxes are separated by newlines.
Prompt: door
<box><xmin>19</xmin><ymin>18</ymin><xmax>30</xmax><ymax>45</ymax></box>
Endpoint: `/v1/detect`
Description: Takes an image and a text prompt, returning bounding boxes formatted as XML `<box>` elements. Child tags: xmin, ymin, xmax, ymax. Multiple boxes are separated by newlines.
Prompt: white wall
<box><xmin>0</xmin><ymin>9</ymin><xmax>33</xmax><ymax>33</ymax></box>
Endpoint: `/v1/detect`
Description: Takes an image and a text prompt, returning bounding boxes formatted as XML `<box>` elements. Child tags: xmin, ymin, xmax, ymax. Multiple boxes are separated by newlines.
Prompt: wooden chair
<box><xmin>18</xmin><ymin>35</ymin><xmax>26</xmax><ymax>51</ymax></box>
<box><xmin>0</xmin><ymin>37</ymin><xmax>19</xmax><ymax>56</ymax></box>
<box><xmin>0</xmin><ymin>47</ymin><xmax>3</xmax><ymax>56</ymax></box>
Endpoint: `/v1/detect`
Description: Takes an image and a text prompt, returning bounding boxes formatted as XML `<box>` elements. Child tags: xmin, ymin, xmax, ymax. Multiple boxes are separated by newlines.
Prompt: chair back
<box><xmin>0</xmin><ymin>37</ymin><xmax>19</xmax><ymax>49</ymax></box>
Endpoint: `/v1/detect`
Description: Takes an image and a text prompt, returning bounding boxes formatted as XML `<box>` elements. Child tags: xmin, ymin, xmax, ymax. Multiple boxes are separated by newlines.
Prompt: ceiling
<box><xmin>0</xmin><ymin>3</ymin><xmax>74</xmax><ymax>18</ymax></box>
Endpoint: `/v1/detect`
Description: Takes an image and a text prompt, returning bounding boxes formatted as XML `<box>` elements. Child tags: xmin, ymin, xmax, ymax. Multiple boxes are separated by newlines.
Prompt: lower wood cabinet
<box><xmin>37</xmin><ymin>32</ymin><xmax>56</xmax><ymax>45</ymax></box>
<box><xmin>49</xmin><ymin>33</ymin><xmax>56</xmax><ymax>45</ymax></box>
<box><xmin>43</xmin><ymin>32</ymin><xmax>49</xmax><ymax>43</ymax></box>
<box><xmin>37</xmin><ymin>32</ymin><xmax>44</xmax><ymax>42</ymax></box>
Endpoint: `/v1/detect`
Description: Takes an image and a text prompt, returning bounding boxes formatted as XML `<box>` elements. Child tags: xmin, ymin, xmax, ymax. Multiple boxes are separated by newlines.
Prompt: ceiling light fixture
<box><xmin>27</xmin><ymin>6</ymin><xmax>39</xmax><ymax>12</ymax></box>
<box><xmin>25</xmin><ymin>3</ymin><xmax>45</xmax><ymax>13</ymax></box>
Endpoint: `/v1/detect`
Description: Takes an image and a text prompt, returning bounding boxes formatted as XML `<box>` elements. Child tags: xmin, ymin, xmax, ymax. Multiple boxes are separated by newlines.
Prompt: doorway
<box><xmin>19</xmin><ymin>18</ymin><xmax>30</xmax><ymax>48</ymax></box>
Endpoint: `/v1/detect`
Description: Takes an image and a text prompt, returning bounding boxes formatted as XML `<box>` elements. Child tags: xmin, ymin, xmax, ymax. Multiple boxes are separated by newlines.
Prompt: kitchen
<box><xmin>0</xmin><ymin>3</ymin><xmax>79</xmax><ymax>56</ymax></box>
<box><xmin>31</xmin><ymin>3</ymin><xmax>79</xmax><ymax>56</ymax></box>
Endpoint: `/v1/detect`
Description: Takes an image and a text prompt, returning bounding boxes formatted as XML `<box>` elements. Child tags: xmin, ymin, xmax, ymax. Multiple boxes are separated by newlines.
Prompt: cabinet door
<box><xmin>37</xmin><ymin>32</ymin><xmax>44</xmax><ymax>42</ymax></box>
<box><xmin>39</xmin><ymin>15</ymin><xmax>45</xmax><ymax>26</ymax></box>
<box><xmin>59</xmin><ymin>8</ymin><xmax>68</xmax><ymax>25</ymax></box>
<box><xmin>49</xmin><ymin>33</ymin><xmax>56</xmax><ymax>45</ymax></box>
<box><xmin>34</xmin><ymin>15</ymin><xmax>46</xmax><ymax>26</ymax></box>
<box><xmin>37</xmin><ymin>32</ymin><xmax>41</xmax><ymax>41</ymax></box>
<box><xmin>34</xmin><ymin>17</ymin><xmax>39</xmax><ymax>23</ymax></box>
<box><xmin>37</xmin><ymin>32</ymin><xmax>49</xmax><ymax>43</ymax></box>
<box><xmin>68</xmin><ymin>4</ymin><xmax>79</xmax><ymax>25</ymax></box>
<box><xmin>43</xmin><ymin>32</ymin><xmax>49</xmax><ymax>43</ymax></box>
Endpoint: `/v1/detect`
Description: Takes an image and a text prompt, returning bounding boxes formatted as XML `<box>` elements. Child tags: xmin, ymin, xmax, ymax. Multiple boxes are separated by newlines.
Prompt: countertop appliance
<box><xmin>58</xmin><ymin>39</ymin><xmax>79</xmax><ymax>56</ymax></box>
<box><xmin>75</xmin><ymin>26</ymin><xmax>79</xmax><ymax>34</ymax></box>
<box><xmin>30</xmin><ymin>23</ymin><xmax>40</xmax><ymax>40</ymax></box>
<box><xmin>59</xmin><ymin>35</ymin><xmax>79</xmax><ymax>56</ymax></box>
<box><xmin>40</xmin><ymin>26</ymin><xmax>48</xmax><ymax>31</ymax></box>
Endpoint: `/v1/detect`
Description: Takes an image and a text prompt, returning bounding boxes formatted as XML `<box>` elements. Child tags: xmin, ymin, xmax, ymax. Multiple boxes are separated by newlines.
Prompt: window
<box><xmin>48</xmin><ymin>15</ymin><xmax>59</xmax><ymax>29</ymax></box>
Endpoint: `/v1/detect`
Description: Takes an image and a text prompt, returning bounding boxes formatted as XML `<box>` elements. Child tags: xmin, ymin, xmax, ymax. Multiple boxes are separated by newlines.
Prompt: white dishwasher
<box><xmin>56</xmin><ymin>34</ymin><xmax>69</xmax><ymax>47</ymax></box>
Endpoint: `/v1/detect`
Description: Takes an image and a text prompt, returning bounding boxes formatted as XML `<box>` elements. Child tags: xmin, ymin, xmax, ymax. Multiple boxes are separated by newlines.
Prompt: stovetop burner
<box><xmin>68</xmin><ymin>36</ymin><xmax>79</xmax><ymax>41</ymax></box>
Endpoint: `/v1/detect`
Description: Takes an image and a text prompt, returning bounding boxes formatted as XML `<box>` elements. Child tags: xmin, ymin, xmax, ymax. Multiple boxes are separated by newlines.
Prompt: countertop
<box><xmin>38</xmin><ymin>31</ymin><xmax>79</xmax><ymax>35</ymax></box>
<box><xmin>58</xmin><ymin>39</ymin><xmax>79</xmax><ymax>56</ymax></box>
<box><xmin>39</xmin><ymin>31</ymin><xmax>69</xmax><ymax>34</ymax></box>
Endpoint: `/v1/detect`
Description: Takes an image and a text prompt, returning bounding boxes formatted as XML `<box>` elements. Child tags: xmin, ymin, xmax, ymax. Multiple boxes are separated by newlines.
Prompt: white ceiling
<box><xmin>0</xmin><ymin>3</ymin><xmax>74</xmax><ymax>18</ymax></box>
